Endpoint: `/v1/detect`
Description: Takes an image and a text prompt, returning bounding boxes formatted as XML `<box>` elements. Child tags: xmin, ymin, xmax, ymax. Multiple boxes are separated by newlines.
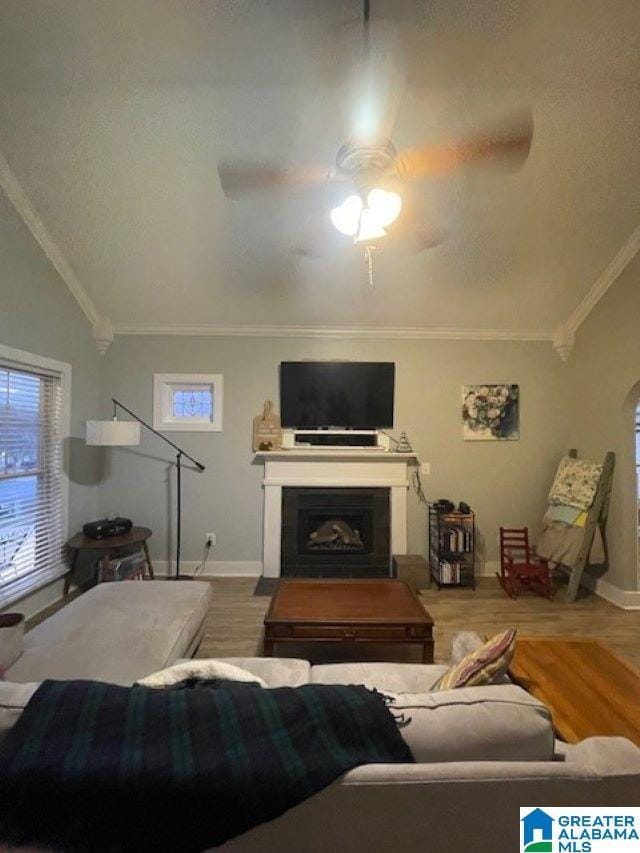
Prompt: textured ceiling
<box><xmin>0</xmin><ymin>0</ymin><xmax>639</xmax><ymax>332</ymax></box>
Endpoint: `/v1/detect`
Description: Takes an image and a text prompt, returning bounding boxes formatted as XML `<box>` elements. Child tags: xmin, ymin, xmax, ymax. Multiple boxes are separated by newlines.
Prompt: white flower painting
<box><xmin>462</xmin><ymin>384</ymin><xmax>520</xmax><ymax>441</ymax></box>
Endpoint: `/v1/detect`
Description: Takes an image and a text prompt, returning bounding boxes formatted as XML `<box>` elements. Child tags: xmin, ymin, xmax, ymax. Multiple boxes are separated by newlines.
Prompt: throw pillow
<box><xmin>431</xmin><ymin>628</ymin><xmax>517</xmax><ymax>692</ymax></box>
<box><xmin>548</xmin><ymin>455</ymin><xmax>603</xmax><ymax>511</ymax></box>
<box><xmin>137</xmin><ymin>659</ymin><xmax>268</xmax><ymax>689</ymax></box>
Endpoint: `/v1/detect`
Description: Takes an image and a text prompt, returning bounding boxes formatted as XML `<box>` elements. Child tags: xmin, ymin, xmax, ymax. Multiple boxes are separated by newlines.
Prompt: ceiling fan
<box><xmin>217</xmin><ymin>0</ymin><xmax>533</xmax><ymax>256</ymax></box>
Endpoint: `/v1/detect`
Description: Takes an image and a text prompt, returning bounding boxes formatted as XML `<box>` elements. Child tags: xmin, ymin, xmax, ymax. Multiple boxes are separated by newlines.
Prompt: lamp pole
<box><xmin>111</xmin><ymin>398</ymin><xmax>205</xmax><ymax>580</ymax></box>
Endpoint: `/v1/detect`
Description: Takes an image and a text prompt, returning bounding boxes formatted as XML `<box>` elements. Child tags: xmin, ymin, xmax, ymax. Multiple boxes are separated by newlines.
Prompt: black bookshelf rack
<box><xmin>428</xmin><ymin>506</ymin><xmax>475</xmax><ymax>590</ymax></box>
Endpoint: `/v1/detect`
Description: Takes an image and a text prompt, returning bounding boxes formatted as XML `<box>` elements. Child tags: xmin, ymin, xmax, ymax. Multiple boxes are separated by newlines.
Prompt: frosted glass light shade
<box><xmin>86</xmin><ymin>419</ymin><xmax>141</xmax><ymax>446</ymax></box>
<box><xmin>330</xmin><ymin>194</ymin><xmax>363</xmax><ymax>236</ymax></box>
<box><xmin>367</xmin><ymin>188</ymin><xmax>402</xmax><ymax>227</ymax></box>
<box><xmin>331</xmin><ymin>188</ymin><xmax>402</xmax><ymax>242</ymax></box>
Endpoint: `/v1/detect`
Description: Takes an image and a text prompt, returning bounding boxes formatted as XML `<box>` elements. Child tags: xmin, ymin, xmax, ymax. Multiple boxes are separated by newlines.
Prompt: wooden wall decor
<box><xmin>252</xmin><ymin>400</ymin><xmax>282</xmax><ymax>451</ymax></box>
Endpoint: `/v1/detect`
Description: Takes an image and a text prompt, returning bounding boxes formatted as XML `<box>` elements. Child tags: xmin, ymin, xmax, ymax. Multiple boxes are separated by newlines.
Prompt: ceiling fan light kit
<box><xmin>330</xmin><ymin>187</ymin><xmax>402</xmax><ymax>243</ymax></box>
<box><xmin>216</xmin><ymin>0</ymin><xmax>533</xmax><ymax>260</ymax></box>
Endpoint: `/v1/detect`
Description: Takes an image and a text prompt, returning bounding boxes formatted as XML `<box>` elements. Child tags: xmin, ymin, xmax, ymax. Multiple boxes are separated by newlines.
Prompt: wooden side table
<box><xmin>64</xmin><ymin>526</ymin><xmax>154</xmax><ymax>595</ymax></box>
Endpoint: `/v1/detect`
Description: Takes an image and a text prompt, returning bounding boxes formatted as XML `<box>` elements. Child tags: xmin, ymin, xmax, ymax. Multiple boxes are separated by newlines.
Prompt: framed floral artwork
<box><xmin>462</xmin><ymin>384</ymin><xmax>519</xmax><ymax>441</ymax></box>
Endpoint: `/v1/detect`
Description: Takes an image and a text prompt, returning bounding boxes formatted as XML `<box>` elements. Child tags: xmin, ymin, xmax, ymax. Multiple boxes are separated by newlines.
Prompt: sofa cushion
<box><xmin>5</xmin><ymin>581</ymin><xmax>212</xmax><ymax>685</ymax></box>
<box><xmin>0</xmin><ymin>681</ymin><xmax>38</xmax><ymax>744</ymax></box>
<box><xmin>386</xmin><ymin>684</ymin><xmax>554</xmax><ymax>762</ymax></box>
<box><xmin>311</xmin><ymin>662</ymin><xmax>449</xmax><ymax>693</ymax></box>
<box><xmin>214</xmin><ymin>657</ymin><xmax>311</xmax><ymax>688</ymax></box>
<box><xmin>432</xmin><ymin>628</ymin><xmax>516</xmax><ymax>691</ymax></box>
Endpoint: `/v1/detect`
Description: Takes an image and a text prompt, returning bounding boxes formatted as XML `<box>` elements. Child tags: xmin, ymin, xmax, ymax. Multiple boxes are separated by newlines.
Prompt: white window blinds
<box><xmin>0</xmin><ymin>362</ymin><xmax>65</xmax><ymax>602</ymax></box>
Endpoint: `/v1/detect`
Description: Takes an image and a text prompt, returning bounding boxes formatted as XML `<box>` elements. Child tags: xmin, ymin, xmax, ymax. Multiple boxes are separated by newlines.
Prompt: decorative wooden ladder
<box><xmin>564</xmin><ymin>448</ymin><xmax>616</xmax><ymax>603</ymax></box>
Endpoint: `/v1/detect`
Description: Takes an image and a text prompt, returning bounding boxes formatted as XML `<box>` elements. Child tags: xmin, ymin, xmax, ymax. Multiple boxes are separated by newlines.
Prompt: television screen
<box><xmin>280</xmin><ymin>362</ymin><xmax>395</xmax><ymax>429</ymax></box>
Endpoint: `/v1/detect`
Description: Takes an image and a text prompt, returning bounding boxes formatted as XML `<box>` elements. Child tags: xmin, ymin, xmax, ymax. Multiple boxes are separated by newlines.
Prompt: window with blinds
<box><xmin>0</xmin><ymin>362</ymin><xmax>65</xmax><ymax>600</ymax></box>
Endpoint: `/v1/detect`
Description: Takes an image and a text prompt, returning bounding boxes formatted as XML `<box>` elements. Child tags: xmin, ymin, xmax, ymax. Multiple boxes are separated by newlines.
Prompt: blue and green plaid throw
<box><xmin>0</xmin><ymin>678</ymin><xmax>413</xmax><ymax>852</ymax></box>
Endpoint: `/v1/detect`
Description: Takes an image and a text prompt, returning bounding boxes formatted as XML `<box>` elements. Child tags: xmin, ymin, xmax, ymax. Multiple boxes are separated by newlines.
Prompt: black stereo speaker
<box><xmin>83</xmin><ymin>517</ymin><xmax>133</xmax><ymax>540</ymax></box>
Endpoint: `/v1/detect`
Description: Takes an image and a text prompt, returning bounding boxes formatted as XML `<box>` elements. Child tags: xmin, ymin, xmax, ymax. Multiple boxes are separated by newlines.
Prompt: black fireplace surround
<box><xmin>281</xmin><ymin>487</ymin><xmax>391</xmax><ymax>578</ymax></box>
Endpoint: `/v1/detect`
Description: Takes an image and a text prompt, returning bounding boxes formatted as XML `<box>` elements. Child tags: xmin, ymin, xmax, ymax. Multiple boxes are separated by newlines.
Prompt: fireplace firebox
<box><xmin>281</xmin><ymin>487</ymin><xmax>390</xmax><ymax>577</ymax></box>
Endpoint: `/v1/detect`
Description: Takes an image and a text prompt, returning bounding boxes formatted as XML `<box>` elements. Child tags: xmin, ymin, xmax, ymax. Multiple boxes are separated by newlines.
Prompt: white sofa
<box><xmin>2</xmin><ymin>582</ymin><xmax>639</xmax><ymax>853</ymax></box>
<box><xmin>212</xmin><ymin>656</ymin><xmax>640</xmax><ymax>853</ymax></box>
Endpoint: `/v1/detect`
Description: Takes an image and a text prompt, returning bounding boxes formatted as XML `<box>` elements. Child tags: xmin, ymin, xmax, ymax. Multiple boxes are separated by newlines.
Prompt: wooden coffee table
<box><xmin>509</xmin><ymin>636</ymin><xmax>640</xmax><ymax>745</ymax></box>
<box><xmin>263</xmin><ymin>579</ymin><xmax>434</xmax><ymax>662</ymax></box>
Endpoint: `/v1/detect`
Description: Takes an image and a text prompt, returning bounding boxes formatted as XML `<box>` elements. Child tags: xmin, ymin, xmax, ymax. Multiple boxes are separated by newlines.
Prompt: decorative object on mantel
<box><xmin>462</xmin><ymin>384</ymin><xmax>519</xmax><ymax>441</ymax></box>
<box><xmin>396</xmin><ymin>431</ymin><xmax>413</xmax><ymax>453</ymax></box>
<box><xmin>252</xmin><ymin>400</ymin><xmax>282</xmax><ymax>451</ymax></box>
<box><xmin>86</xmin><ymin>399</ymin><xmax>205</xmax><ymax>581</ymax></box>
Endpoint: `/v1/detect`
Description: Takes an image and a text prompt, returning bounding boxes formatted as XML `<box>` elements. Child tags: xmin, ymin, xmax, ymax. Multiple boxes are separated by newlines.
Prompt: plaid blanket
<box><xmin>0</xmin><ymin>679</ymin><xmax>413</xmax><ymax>852</ymax></box>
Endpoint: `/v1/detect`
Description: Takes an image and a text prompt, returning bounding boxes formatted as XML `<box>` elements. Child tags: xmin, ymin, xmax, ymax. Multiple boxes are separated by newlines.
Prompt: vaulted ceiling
<box><xmin>0</xmin><ymin>0</ymin><xmax>639</xmax><ymax>335</ymax></box>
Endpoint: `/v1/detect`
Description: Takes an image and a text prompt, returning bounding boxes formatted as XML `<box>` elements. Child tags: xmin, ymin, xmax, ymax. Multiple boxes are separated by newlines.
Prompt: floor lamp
<box><xmin>86</xmin><ymin>398</ymin><xmax>206</xmax><ymax>580</ymax></box>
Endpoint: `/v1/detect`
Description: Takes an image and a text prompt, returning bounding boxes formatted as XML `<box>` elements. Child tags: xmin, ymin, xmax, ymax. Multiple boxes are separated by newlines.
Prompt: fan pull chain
<box><xmin>364</xmin><ymin>245</ymin><xmax>376</xmax><ymax>288</ymax></box>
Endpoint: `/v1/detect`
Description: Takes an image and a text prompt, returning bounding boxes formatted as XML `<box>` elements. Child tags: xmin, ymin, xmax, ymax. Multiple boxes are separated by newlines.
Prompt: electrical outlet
<box><xmin>420</xmin><ymin>463</ymin><xmax>431</xmax><ymax>476</ymax></box>
<box><xmin>206</xmin><ymin>532</ymin><xmax>216</xmax><ymax>547</ymax></box>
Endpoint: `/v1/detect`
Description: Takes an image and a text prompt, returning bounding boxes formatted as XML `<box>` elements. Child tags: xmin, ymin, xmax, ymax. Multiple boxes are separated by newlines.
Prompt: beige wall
<box><xmin>0</xmin><ymin>190</ymin><xmax>102</xmax><ymax>611</ymax></box>
<box><xmin>98</xmin><ymin>335</ymin><xmax>568</xmax><ymax>573</ymax></box>
<box><xmin>566</xmin><ymin>253</ymin><xmax>640</xmax><ymax>591</ymax></box>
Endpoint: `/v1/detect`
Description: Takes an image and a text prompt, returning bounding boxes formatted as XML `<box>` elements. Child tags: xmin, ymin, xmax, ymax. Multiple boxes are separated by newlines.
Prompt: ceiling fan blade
<box><xmin>291</xmin><ymin>243</ymin><xmax>326</xmax><ymax>260</ymax></box>
<box><xmin>217</xmin><ymin>163</ymin><xmax>330</xmax><ymax>198</ymax></box>
<box><xmin>400</xmin><ymin>226</ymin><xmax>448</xmax><ymax>255</ymax></box>
<box><xmin>390</xmin><ymin>111</ymin><xmax>534</xmax><ymax>181</ymax></box>
<box><xmin>383</xmin><ymin>220</ymin><xmax>448</xmax><ymax>255</ymax></box>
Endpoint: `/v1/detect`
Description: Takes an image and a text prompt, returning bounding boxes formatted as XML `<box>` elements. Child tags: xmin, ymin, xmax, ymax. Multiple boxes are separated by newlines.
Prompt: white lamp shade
<box><xmin>86</xmin><ymin>419</ymin><xmax>141</xmax><ymax>446</ymax></box>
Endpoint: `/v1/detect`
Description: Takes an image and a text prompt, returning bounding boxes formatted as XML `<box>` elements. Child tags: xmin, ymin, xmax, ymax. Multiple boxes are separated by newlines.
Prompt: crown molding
<box><xmin>566</xmin><ymin>221</ymin><xmax>640</xmax><ymax>336</ymax></box>
<box><xmin>0</xmin><ymin>150</ymin><xmax>101</xmax><ymax>328</ymax></box>
<box><xmin>0</xmin><ymin>149</ymin><xmax>115</xmax><ymax>353</ymax></box>
<box><xmin>113</xmin><ymin>323</ymin><xmax>553</xmax><ymax>342</ymax></box>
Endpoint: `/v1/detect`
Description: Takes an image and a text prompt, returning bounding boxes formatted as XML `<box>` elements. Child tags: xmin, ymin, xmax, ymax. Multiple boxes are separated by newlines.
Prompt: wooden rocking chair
<box><xmin>498</xmin><ymin>527</ymin><xmax>553</xmax><ymax>600</ymax></box>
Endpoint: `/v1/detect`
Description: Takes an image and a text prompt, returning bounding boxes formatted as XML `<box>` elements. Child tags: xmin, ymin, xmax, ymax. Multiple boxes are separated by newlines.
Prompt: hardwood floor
<box><xmin>195</xmin><ymin>576</ymin><xmax>640</xmax><ymax>668</ymax></box>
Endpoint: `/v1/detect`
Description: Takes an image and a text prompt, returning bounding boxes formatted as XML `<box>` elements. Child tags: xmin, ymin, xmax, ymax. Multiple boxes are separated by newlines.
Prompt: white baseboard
<box><xmin>153</xmin><ymin>560</ymin><xmax>262</xmax><ymax>578</ymax></box>
<box><xmin>580</xmin><ymin>573</ymin><xmax>640</xmax><ymax>610</ymax></box>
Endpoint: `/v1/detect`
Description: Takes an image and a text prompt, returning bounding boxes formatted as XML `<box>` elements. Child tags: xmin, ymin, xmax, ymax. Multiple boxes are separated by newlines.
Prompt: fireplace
<box><xmin>281</xmin><ymin>487</ymin><xmax>391</xmax><ymax>577</ymax></box>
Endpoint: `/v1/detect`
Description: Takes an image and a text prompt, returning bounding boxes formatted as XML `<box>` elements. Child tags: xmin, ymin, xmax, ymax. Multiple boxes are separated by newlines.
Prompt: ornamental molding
<box><xmin>0</xmin><ymin>149</ymin><xmax>100</xmax><ymax>328</ymax></box>
<box><xmin>565</xmin><ymin>222</ymin><xmax>640</xmax><ymax>337</ymax></box>
<box><xmin>113</xmin><ymin>324</ymin><xmax>553</xmax><ymax>342</ymax></box>
<box><xmin>0</xmin><ymin>148</ymin><xmax>115</xmax><ymax>355</ymax></box>
<box><xmin>552</xmin><ymin>324</ymin><xmax>575</xmax><ymax>362</ymax></box>
<box><xmin>92</xmin><ymin>316</ymin><xmax>114</xmax><ymax>356</ymax></box>
<box><xmin>2</xmin><ymin>140</ymin><xmax>638</xmax><ymax>354</ymax></box>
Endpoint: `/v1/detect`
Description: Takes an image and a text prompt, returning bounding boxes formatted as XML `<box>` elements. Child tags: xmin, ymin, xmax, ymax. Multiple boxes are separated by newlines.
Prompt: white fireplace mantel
<box><xmin>256</xmin><ymin>450</ymin><xmax>418</xmax><ymax>578</ymax></box>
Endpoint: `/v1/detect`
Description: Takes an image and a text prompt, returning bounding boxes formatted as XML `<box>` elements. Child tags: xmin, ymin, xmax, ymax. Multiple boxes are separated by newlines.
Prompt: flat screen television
<box><xmin>280</xmin><ymin>361</ymin><xmax>395</xmax><ymax>429</ymax></box>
